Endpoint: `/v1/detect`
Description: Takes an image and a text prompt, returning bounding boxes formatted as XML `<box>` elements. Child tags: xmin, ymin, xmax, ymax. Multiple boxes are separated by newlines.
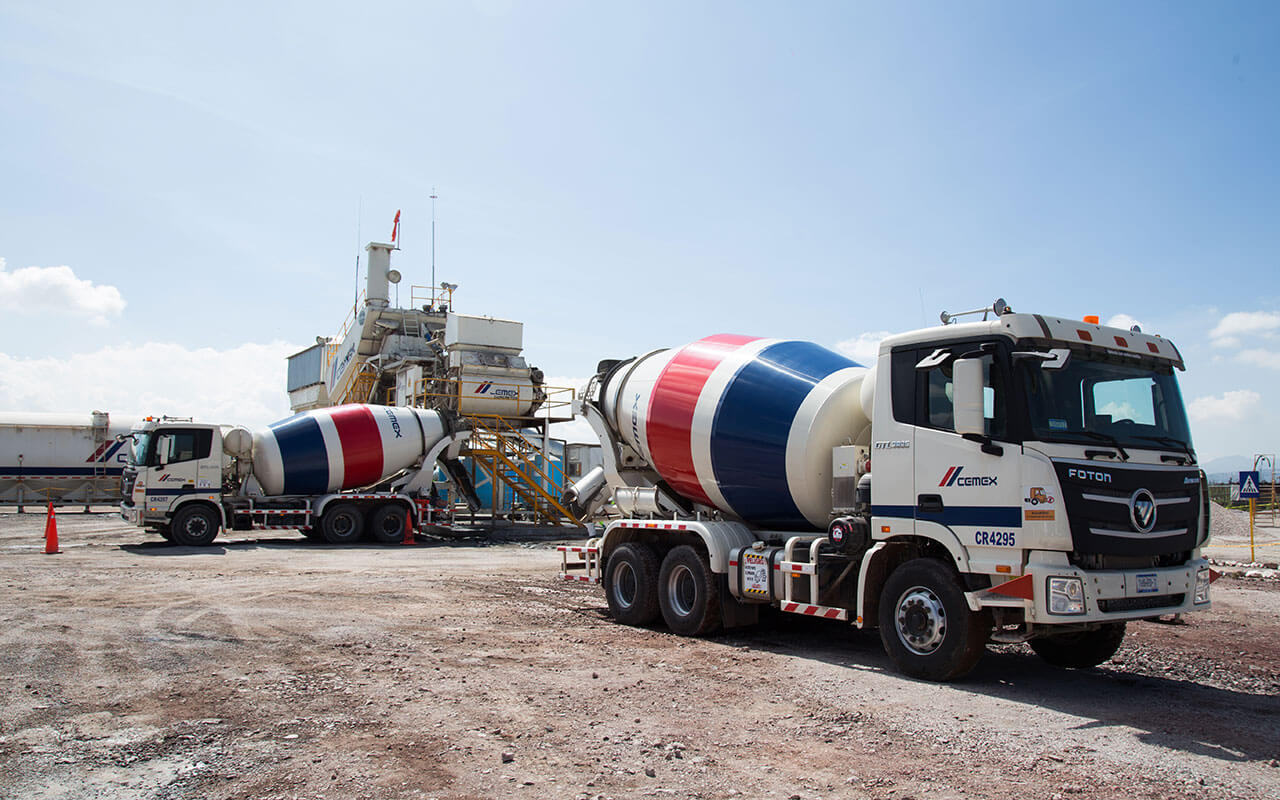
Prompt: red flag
<box><xmin>391</xmin><ymin>209</ymin><xmax>401</xmax><ymax>243</ymax></box>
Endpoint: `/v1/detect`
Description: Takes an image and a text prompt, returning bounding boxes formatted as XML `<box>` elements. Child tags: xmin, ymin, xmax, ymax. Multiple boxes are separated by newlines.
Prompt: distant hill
<box><xmin>1202</xmin><ymin>454</ymin><xmax>1265</xmax><ymax>483</ymax></box>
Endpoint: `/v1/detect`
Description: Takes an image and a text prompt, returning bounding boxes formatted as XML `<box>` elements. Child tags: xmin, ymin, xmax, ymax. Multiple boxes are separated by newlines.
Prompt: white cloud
<box><xmin>834</xmin><ymin>331</ymin><xmax>891</xmax><ymax>366</ymax></box>
<box><xmin>0</xmin><ymin>257</ymin><xmax>126</xmax><ymax>323</ymax></box>
<box><xmin>1105</xmin><ymin>313</ymin><xmax>1143</xmax><ymax>332</ymax></box>
<box><xmin>1209</xmin><ymin>310</ymin><xmax>1280</xmax><ymax>347</ymax></box>
<box><xmin>1237</xmin><ymin>349</ymin><xmax>1280</xmax><ymax>370</ymax></box>
<box><xmin>0</xmin><ymin>340</ymin><xmax>304</xmax><ymax>429</ymax></box>
<box><xmin>1187</xmin><ymin>390</ymin><xmax>1263</xmax><ymax>423</ymax></box>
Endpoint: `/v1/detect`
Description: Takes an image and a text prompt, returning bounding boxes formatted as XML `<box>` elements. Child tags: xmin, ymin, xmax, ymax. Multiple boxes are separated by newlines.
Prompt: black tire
<box><xmin>300</xmin><ymin>526</ymin><xmax>322</xmax><ymax>541</ymax></box>
<box><xmin>368</xmin><ymin>504</ymin><xmax>410</xmax><ymax>545</ymax></box>
<box><xmin>604</xmin><ymin>543</ymin><xmax>660</xmax><ymax>626</ymax></box>
<box><xmin>1030</xmin><ymin>622</ymin><xmax>1126</xmax><ymax>669</ymax></box>
<box><xmin>157</xmin><ymin>526</ymin><xmax>174</xmax><ymax>542</ymax></box>
<box><xmin>657</xmin><ymin>545</ymin><xmax>721</xmax><ymax>637</ymax></box>
<box><xmin>169</xmin><ymin>505</ymin><xmax>220</xmax><ymax>547</ymax></box>
<box><xmin>878</xmin><ymin>558</ymin><xmax>990</xmax><ymax>681</ymax></box>
<box><xmin>320</xmin><ymin>503</ymin><xmax>364</xmax><ymax>545</ymax></box>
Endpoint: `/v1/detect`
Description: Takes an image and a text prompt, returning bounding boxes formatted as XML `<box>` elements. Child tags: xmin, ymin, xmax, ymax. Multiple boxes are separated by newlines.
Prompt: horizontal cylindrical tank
<box><xmin>598</xmin><ymin>335</ymin><xmax>873</xmax><ymax>530</ymax></box>
<box><xmin>249</xmin><ymin>404</ymin><xmax>448</xmax><ymax>496</ymax></box>
<box><xmin>455</xmin><ymin>375</ymin><xmax>542</xmax><ymax>417</ymax></box>
<box><xmin>0</xmin><ymin>411</ymin><xmax>143</xmax><ymax>506</ymax></box>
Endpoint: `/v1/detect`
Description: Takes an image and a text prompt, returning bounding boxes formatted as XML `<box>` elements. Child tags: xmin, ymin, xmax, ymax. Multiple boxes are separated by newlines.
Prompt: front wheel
<box><xmin>1030</xmin><ymin>622</ymin><xmax>1126</xmax><ymax>669</ymax></box>
<box><xmin>320</xmin><ymin>503</ymin><xmax>364</xmax><ymax>544</ymax></box>
<box><xmin>658</xmin><ymin>545</ymin><xmax>721</xmax><ymax>637</ymax></box>
<box><xmin>878</xmin><ymin>558</ymin><xmax>989</xmax><ymax>681</ymax></box>
<box><xmin>170</xmin><ymin>505</ymin><xmax>220</xmax><ymax>547</ymax></box>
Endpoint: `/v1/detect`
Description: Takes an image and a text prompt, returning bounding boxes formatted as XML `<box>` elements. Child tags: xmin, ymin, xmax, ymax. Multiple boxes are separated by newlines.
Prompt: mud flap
<box><xmin>719</xmin><ymin>574</ymin><xmax>760</xmax><ymax>629</ymax></box>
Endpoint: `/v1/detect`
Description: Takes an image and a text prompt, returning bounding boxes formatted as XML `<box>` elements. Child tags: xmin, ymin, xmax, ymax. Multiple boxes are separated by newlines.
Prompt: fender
<box><xmin>169</xmin><ymin>494</ymin><xmax>227</xmax><ymax>530</ymax></box>
<box><xmin>598</xmin><ymin>518</ymin><xmax>756</xmax><ymax>574</ymax></box>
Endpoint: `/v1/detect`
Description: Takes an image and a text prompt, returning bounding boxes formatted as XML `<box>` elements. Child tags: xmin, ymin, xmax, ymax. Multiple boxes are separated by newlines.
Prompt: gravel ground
<box><xmin>0</xmin><ymin>509</ymin><xmax>1277</xmax><ymax>800</ymax></box>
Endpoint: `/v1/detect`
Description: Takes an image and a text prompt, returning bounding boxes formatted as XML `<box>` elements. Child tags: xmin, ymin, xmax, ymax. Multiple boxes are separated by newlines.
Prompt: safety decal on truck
<box><xmin>741</xmin><ymin>551</ymin><xmax>771</xmax><ymax>597</ymax></box>
<box><xmin>1022</xmin><ymin>485</ymin><xmax>1057</xmax><ymax>521</ymax></box>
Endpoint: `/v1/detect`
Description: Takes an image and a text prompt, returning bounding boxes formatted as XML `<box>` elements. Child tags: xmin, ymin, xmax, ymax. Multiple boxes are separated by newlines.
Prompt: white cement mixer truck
<box><xmin>120</xmin><ymin>404</ymin><xmax>477</xmax><ymax>546</ymax></box>
<box><xmin>559</xmin><ymin>300</ymin><xmax>1214</xmax><ymax>680</ymax></box>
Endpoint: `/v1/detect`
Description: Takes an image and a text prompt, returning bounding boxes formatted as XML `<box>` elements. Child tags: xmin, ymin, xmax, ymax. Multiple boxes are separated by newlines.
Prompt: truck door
<box><xmin>147</xmin><ymin>428</ymin><xmax>215</xmax><ymax>503</ymax></box>
<box><xmin>909</xmin><ymin>343</ymin><xmax>1022</xmax><ymax>557</ymax></box>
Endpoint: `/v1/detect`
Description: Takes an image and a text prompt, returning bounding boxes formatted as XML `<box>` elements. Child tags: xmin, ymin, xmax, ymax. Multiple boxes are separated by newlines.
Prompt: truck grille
<box><xmin>1054</xmin><ymin>461</ymin><xmax>1200</xmax><ymax>558</ymax></box>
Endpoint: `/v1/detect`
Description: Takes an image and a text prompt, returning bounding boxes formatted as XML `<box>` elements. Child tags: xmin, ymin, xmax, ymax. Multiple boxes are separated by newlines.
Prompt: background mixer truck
<box><xmin>120</xmin><ymin>404</ymin><xmax>477</xmax><ymax>546</ymax></box>
<box><xmin>559</xmin><ymin>299</ymin><xmax>1214</xmax><ymax>680</ymax></box>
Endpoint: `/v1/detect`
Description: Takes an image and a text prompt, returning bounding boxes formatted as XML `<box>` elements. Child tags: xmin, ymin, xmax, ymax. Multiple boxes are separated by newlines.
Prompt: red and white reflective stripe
<box><xmin>615</xmin><ymin>522</ymin><xmax>689</xmax><ymax>531</ymax></box>
<box><xmin>557</xmin><ymin>546</ymin><xmax>598</xmax><ymax>554</ymax></box>
<box><xmin>780</xmin><ymin>561</ymin><xmax>814</xmax><ymax>575</ymax></box>
<box><xmin>251</xmin><ymin>524</ymin><xmax>303</xmax><ymax>530</ymax></box>
<box><xmin>780</xmin><ymin>601</ymin><xmax>847</xmax><ymax>620</ymax></box>
<box><xmin>559</xmin><ymin>573</ymin><xmax>599</xmax><ymax>584</ymax></box>
<box><xmin>238</xmin><ymin>509</ymin><xmax>303</xmax><ymax>516</ymax></box>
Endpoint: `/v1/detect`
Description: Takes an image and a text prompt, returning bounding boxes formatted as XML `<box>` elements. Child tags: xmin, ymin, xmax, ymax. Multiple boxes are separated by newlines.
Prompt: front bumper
<box><xmin>976</xmin><ymin>557</ymin><xmax>1210</xmax><ymax>624</ymax></box>
<box><xmin>120</xmin><ymin>503</ymin><xmax>142</xmax><ymax>526</ymax></box>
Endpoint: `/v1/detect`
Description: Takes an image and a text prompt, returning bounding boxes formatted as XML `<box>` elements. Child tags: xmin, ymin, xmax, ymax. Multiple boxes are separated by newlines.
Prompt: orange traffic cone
<box><xmin>44</xmin><ymin>502</ymin><xmax>60</xmax><ymax>554</ymax></box>
<box><xmin>401</xmin><ymin>509</ymin><xmax>415</xmax><ymax>546</ymax></box>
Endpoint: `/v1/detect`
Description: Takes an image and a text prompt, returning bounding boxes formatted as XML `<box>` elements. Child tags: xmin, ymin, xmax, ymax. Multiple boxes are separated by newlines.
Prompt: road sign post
<box><xmin>1241</xmin><ymin>471</ymin><xmax>1261</xmax><ymax>563</ymax></box>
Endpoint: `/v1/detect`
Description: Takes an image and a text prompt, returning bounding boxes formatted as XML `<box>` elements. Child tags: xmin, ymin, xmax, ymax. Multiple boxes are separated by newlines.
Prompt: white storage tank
<box><xmin>0</xmin><ymin>411</ymin><xmax>143</xmax><ymax>507</ymax></box>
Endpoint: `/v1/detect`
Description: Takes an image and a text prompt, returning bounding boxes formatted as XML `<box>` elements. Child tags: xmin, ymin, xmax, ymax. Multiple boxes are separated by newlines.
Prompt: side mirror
<box><xmin>953</xmin><ymin>359</ymin><xmax>985</xmax><ymax>436</ymax></box>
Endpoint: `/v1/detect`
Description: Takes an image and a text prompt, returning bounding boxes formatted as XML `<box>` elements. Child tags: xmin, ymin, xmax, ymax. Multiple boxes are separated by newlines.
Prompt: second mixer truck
<box><xmin>120</xmin><ymin>404</ymin><xmax>475</xmax><ymax>546</ymax></box>
<box><xmin>560</xmin><ymin>300</ymin><xmax>1214</xmax><ymax>680</ymax></box>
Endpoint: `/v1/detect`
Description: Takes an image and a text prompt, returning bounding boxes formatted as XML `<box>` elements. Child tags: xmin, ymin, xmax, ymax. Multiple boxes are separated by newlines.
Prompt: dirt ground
<box><xmin>2</xmin><ymin>510</ymin><xmax>1278</xmax><ymax>800</ymax></box>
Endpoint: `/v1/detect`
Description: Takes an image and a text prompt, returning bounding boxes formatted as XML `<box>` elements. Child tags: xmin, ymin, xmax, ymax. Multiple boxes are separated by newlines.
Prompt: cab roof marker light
<box><xmin>1077</xmin><ymin>330</ymin><xmax>1093</xmax><ymax>342</ymax></box>
<box><xmin>1147</xmin><ymin>342</ymin><xmax>1160</xmax><ymax>354</ymax></box>
<box><xmin>1083</xmin><ymin>315</ymin><xmax>1100</xmax><ymax>324</ymax></box>
<box><xmin>1114</xmin><ymin>336</ymin><xmax>1128</xmax><ymax>348</ymax></box>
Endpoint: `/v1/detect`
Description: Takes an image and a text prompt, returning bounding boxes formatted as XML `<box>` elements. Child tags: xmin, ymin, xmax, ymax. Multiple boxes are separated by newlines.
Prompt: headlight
<box><xmin>1194</xmin><ymin>568</ymin><xmax>1210</xmax><ymax>604</ymax></box>
<box><xmin>1047</xmin><ymin>577</ymin><xmax>1085</xmax><ymax>615</ymax></box>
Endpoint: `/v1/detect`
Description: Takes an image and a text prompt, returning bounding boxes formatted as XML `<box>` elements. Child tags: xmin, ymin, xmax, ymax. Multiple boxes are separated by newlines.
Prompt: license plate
<box><xmin>1136</xmin><ymin>573</ymin><xmax>1158</xmax><ymax>594</ymax></box>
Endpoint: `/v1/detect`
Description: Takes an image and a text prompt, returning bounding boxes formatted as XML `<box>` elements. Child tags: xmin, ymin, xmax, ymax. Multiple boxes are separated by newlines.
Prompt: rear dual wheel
<box><xmin>368</xmin><ymin>504</ymin><xmax>411</xmax><ymax>544</ymax></box>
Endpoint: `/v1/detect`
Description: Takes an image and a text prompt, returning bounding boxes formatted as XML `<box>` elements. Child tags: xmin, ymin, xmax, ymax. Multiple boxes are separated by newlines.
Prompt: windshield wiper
<box><xmin>1131</xmin><ymin>434</ymin><xmax>1196</xmax><ymax>464</ymax></box>
<box><xmin>1063</xmin><ymin>430</ymin><xmax>1130</xmax><ymax>461</ymax></box>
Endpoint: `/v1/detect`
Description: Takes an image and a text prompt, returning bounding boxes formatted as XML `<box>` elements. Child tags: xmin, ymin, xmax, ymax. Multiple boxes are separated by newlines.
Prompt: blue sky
<box><xmin>1</xmin><ymin>1</ymin><xmax>1277</xmax><ymax>463</ymax></box>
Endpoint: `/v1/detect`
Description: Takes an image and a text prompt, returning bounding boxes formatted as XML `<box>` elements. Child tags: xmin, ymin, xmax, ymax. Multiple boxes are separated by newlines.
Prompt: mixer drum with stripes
<box><xmin>250</xmin><ymin>404</ymin><xmax>447</xmax><ymax>496</ymax></box>
<box><xmin>599</xmin><ymin>335</ymin><xmax>873</xmax><ymax>530</ymax></box>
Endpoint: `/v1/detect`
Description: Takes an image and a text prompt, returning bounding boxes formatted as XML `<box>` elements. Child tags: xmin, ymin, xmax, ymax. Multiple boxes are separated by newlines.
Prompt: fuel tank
<box><xmin>249</xmin><ymin>404</ymin><xmax>448</xmax><ymax>496</ymax></box>
<box><xmin>598</xmin><ymin>335</ymin><xmax>873</xmax><ymax>530</ymax></box>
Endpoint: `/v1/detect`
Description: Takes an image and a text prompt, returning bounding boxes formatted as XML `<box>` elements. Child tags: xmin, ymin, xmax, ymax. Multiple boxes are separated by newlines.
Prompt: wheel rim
<box><xmin>333</xmin><ymin>513</ymin><xmax>354</xmax><ymax>536</ymax></box>
<box><xmin>611</xmin><ymin>561</ymin><xmax>637</xmax><ymax>609</ymax></box>
<box><xmin>381</xmin><ymin>515</ymin><xmax>401</xmax><ymax>536</ymax></box>
<box><xmin>895</xmin><ymin>585</ymin><xmax>947</xmax><ymax>655</ymax></box>
<box><xmin>187</xmin><ymin>516</ymin><xmax>209</xmax><ymax>537</ymax></box>
<box><xmin>667</xmin><ymin>564</ymin><xmax>697</xmax><ymax>617</ymax></box>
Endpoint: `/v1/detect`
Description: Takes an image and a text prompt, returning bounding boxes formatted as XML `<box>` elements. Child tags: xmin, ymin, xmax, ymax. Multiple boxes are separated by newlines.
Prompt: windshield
<box><xmin>1019</xmin><ymin>351</ymin><xmax>1193</xmax><ymax>451</ymax></box>
<box><xmin>130</xmin><ymin>432</ymin><xmax>152</xmax><ymax>467</ymax></box>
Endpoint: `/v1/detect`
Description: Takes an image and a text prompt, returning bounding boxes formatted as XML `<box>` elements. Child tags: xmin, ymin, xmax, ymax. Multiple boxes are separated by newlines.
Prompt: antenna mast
<box><xmin>430</xmin><ymin>188</ymin><xmax>438</xmax><ymax>300</ymax></box>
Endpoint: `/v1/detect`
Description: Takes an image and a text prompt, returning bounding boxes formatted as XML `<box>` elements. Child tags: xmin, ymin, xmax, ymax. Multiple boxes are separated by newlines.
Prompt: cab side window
<box><xmin>914</xmin><ymin>347</ymin><xmax>1008</xmax><ymax>440</ymax></box>
<box><xmin>148</xmin><ymin>429</ymin><xmax>212</xmax><ymax>466</ymax></box>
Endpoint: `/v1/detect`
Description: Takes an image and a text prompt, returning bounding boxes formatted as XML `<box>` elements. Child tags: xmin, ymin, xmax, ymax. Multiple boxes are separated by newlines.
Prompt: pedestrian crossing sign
<box><xmin>1240</xmin><ymin>471</ymin><xmax>1261</xmax><ymax>499</ymax></box>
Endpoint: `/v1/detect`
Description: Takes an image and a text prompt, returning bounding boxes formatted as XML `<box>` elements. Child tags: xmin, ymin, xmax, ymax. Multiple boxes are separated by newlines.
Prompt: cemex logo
<box><xmin>939</xmin><ymin>466</ymin><xmax>997</xmax><ymax>487</ymax></box>
<box><xmin>476</xmin><ymin>382</ymin><xmax>494</xmax><ymax>394</ymax></box>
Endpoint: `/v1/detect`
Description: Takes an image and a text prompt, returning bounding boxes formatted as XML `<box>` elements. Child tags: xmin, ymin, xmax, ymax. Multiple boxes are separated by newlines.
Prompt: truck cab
<box><xmin>120</xmin><ymin>418</ymin><xmax>229</xmax><ymax>545</ymax></box>
<box><xmin>863</xmin><ymin>306</ymin><xmax>1209</xmax><ymax>673</ymax></box>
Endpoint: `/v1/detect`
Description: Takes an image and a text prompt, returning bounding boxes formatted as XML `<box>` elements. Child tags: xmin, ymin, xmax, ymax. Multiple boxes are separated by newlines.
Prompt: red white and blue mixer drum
<box><xmin>600</xmin><ymin>335</ymin><xmax>873</xmax><ymax>530</ymax></box>
<box><xmin>250</xmin><ymin>405</ymin><xmax>447</xmax><ymax>496</ymax></box>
